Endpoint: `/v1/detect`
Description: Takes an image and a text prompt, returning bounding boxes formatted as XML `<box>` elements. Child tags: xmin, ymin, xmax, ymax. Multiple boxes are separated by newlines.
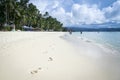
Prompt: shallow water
<box><xmin>72</xmin><ymin>32</ymin><xmax>120</xmax><ymax>53</ymax></box>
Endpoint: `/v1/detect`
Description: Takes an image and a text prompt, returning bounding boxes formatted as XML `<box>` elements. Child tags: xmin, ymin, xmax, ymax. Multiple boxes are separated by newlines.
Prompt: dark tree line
<box><xmin>0</xmin><ymin>0</ymin><xmax>64</xmax><ymax>31</ymax></box>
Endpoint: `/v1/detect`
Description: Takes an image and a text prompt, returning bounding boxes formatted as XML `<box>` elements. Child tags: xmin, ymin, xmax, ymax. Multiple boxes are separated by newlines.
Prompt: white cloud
<box><xmin>29</xmin><ymin>0</ymin><xmax>48</xmax><ymax>13</ymax></box>
<box><xmin>50</xmin><ymin>7</ymin><xmax>73</xmax><ymax>26</ymax></box>
<box><xmin>103</xmin><ymin>0</ymin><xmax>120</xmax><ymax>23</ymax></box>
<box><xmin>42</xmin><ymin>1</ymin><xmax>73</xmax><ymax>26</ymax></box>
<box><xmin>71</xmin><ymin>4</ymin><xmax>105</xmax><ymax>25</ymax></box>
<box><xmin>30</xmin><ymin>0</ymin><xmax>120</xmax><ymax>26</ymax></box>
<box><xmin>46</xmin><ymin>2</ymin><xmax>106</xmax><ymax>26</ymax></box>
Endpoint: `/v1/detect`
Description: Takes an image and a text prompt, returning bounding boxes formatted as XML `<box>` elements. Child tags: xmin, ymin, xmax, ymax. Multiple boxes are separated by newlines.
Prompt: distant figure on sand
<box><xmin>80</xmin><ymin>31</ymin><xmax>82</xmax><ymax>34</ymax></box>
<box><xmin>69</xmin><ymin>30</ymin><xmax>72</xmax><ymax>35</ymax></box>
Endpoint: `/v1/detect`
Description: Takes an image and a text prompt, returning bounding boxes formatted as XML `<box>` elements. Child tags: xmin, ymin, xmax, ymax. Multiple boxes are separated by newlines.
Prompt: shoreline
<box><xmin>64</xmin><ymin>32</ymin><xmax>120</xmax><ymax>55</ymax></box>
<box><xmin>0</xmin><ymin>32</ymin><xmax>120</xmax><ymax>80</ymax></box>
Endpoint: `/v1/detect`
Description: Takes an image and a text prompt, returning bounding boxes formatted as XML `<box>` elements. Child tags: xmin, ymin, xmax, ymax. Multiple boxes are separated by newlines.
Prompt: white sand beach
<box><xmin>0</xmin><ymin>32</ymin><xmax>120</xmax><ymax>80</ymax></box>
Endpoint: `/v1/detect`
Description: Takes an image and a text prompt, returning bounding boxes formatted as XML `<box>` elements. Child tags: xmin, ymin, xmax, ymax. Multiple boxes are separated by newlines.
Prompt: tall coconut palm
<box><xmin>0</xmin><ymin>0</ymin><xmax>63</xmax><ymax>31</ymax></box>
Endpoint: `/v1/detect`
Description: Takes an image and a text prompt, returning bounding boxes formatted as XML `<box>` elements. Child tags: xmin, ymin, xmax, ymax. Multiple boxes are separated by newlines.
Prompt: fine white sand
<box><xmin>0</xmin><ymin>32</ymin><xmax>120</xmax><ymax>80</ymax></box>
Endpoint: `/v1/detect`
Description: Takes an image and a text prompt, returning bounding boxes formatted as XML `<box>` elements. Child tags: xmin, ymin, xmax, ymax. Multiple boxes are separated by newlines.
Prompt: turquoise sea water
<box><xmin>72</xmin><ymin>32</ymin><xmax>120</xmax><ymax>53</ymax></box>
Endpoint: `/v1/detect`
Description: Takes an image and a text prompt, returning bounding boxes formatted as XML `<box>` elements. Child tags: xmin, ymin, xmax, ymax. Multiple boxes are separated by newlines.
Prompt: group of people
<box><xmin>69</xmin><ymin>30</ymin><xmax>82</xmax><ymax>35</ymax></box>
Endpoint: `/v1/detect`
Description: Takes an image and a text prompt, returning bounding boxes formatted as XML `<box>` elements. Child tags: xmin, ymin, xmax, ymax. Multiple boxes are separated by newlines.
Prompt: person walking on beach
<box><xmin>69</xmin><ymin>30</ymin><xmax>72</xmax><ymax>35</ymax></box>
<box><xmin>80</xmin><ymin>31</ymin><xmax>82</xmax><ymax>34</ymax></box>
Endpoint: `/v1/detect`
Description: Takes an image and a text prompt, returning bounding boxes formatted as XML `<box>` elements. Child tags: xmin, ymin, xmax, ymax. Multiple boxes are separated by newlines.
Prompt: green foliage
<box><xmin>0</xmin><ymin>0</ymin><xmax>63</xmax><ymax>31</ymax></box>
<box><xmin>3</xmin><ymin>26</ymin><xmax>12</xmax><ymax>31</ymax></box>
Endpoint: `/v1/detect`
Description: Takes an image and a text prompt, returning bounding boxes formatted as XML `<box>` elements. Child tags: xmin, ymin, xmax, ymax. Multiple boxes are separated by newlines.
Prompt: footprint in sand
<box><xmin>48</xmin><ymin>57</ymin><xmax>53</xmax><ymax>61</ymax></box>
<box><xmin>30</xmin><ymin>67</ymin><xmax>42</xmax><ymax>74</ymax></box>
<box><xmin>31</xmin><ymin>70</ymin><xmax>38</xmax><ymax>74</ymax></box>
<box><xmin>38</xmin><ymin>67</ymin><xmax>42</xmax><ymax>70</ymax></box>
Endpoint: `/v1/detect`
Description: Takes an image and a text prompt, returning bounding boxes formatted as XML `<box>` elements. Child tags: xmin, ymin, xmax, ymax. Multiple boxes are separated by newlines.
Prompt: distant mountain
<box><xmin>64</xmin><ymin>23</ymin><xmax>120</xmax><ymax>32</ymax></box>
<box><xmin>64</xmin><ymin>27</ymin><xmax>120</xmax><ymax>32</ymax></box>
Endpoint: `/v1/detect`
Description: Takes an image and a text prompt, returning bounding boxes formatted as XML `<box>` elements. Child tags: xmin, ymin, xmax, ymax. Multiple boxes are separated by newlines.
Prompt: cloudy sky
<box><xmin>30</xmin><ymin>0</ymin><xmax>120</xmax><ymax>27</ymax></box>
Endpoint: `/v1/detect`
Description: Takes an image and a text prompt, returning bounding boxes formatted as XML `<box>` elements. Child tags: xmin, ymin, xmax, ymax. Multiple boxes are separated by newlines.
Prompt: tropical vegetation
<box><xmin>0</xmin><ymin>0</ymin><xmax>64</xmax><ymax>31</ymax></box>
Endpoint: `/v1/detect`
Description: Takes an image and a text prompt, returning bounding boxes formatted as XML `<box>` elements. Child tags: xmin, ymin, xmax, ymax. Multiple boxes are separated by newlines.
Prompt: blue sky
<box><xmin>30</xmin><ymin>0</ymin><xmax>120</xmax><ymax>27</ymax></box>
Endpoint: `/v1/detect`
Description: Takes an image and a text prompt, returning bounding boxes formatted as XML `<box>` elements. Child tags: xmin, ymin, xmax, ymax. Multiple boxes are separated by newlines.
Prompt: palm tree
<box><xmin>0</xmin><ymin>0</ymin><xmax>5</xmax><ymax>30</ymax></box>
<box><xmin>36</xmin><ymin>11</ymin><xmax>42</xmax><ymax>28</ymax></box>
<box><xmin>27</xmin><ymin>3</ymin><xmax>38</xmax><ymax>27</ymax></box>
<box><xmin>44</xmin><ymin>12</ymin><xmax>49</xmax><ymax>18</ymax></box>
<box><xmin>0</xmin><ymin>0</ymin><xmax>63</xmax><ymax>31</ymax></box>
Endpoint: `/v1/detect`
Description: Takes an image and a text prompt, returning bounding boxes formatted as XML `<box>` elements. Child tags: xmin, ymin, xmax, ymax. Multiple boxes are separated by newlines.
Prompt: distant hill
<box><xmin>64</xmin><ymin>22</ymin><xmax>120</xmax><ymax>32</ymax></box>
<box><xmin>64</xmin><ymin>27</ymin><xmax>120</xmax><ymax>32</ymax></box>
